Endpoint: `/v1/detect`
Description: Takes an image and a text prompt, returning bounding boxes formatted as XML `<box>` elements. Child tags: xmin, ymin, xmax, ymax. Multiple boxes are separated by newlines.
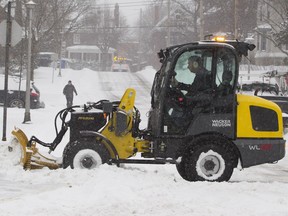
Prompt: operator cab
<box><xmin>148</xmin><ymin>40</ymin><xmax>254</xmax><ymax>137</ymax></box>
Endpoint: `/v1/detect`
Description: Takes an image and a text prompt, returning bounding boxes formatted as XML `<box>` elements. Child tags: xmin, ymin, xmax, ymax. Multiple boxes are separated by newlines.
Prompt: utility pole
<box><xmin>137</xmin><ymin>8</ymin><xmax>142</xmax><ymax>71</ymax></box>
<box><xmin>234</xmin><ymin>0</ymin><xmax>239</xmax><ymax>39</ymax></box>
<box><xmin>2</xmin><ymin>1</ymin><xmax>12</xmax><ymax>141</ymax></box>
<box><xmin>23</xmin><ymin>1</ymin><xmax>36</xmax><ymax>123</ymax></box>
<box><xmin>167</xmin><ymin>0</ymin><xmax>171</xmax><ymax>46</ymax></box>
<box><xmin>199</xmin><ymin>0</ymin><xmax>204</xmax><ymax>40</ymax></box>
<box><xmin>58</xmin><ymin>30</ymin><xmax>63</xmax><ymax>77</ymax></box>
<box><xmin>114</xmin><ymin>3</ymin><xmax>119</xmax><ymax>27</ymax></box>
<box><xmin>154</xmin><ymin>4</ymin><xmax>159</xmax><ymax>25</ymax></box>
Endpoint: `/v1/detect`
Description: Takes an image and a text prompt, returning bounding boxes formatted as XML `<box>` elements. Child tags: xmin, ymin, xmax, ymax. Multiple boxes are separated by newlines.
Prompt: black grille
<box><xmin>70</xmin><ymin>112</ymin><xmax>107</xmax><ymax>141</ymax></box>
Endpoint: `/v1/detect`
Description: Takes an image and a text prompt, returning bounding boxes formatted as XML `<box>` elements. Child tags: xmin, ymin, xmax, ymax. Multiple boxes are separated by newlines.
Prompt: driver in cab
<box><xmin>172</xmin><ymin>55</ymin><xmax>211</xmax><ymax>99</ymax></box>
<box><xmin>166</xmin><ymin>55</ymin><xmax>212</xmax><ymax>132</ymax></box>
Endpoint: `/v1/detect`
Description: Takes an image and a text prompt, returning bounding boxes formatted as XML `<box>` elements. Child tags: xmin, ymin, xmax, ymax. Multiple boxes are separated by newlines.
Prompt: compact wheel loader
<box><xmin>10</xmin><ymin>39</ymin><xmax>286</xmax><ymax>182</ymax></box>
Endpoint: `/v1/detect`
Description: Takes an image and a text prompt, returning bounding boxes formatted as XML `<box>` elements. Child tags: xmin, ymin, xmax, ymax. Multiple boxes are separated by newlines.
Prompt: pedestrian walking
<box><xmin>63</xmin><ymin>80</ymin><xmax>78</xmax><ymax>107</ymax></box>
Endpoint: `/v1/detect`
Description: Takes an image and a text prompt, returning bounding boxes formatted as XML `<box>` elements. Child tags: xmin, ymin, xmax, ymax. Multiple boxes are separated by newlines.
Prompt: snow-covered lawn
<box><xmin>0</xmin><ymin>67</ymin><xmax>287</xmax><ymax>216</ymax></box>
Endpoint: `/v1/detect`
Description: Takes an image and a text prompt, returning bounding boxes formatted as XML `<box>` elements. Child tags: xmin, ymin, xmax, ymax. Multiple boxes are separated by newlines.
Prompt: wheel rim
<box><xmin>73</xmin><ymin>149</ymin><xmax>102</xmax><ymax>169</ymax></box>
<box><xmin>10</xmin><ymin>99</ymin><xmax>24</xmax><ymax>108</ymax></box>
<box><xmin>196</xmin><ymin>150</ymin><xmax>225</xmax><ymax>180</ymax></box>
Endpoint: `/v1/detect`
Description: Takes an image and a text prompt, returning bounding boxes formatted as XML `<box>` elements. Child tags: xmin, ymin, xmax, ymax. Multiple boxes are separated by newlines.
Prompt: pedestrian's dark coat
<box><xmin>63</xmin><ymin>84</ymin><xmax>77</xmax><ymax>98</ymax></box>
<box><xmin>63</xmin><ymin>81</ymin><xmax>77</xmax><ymax>107</ymax></box>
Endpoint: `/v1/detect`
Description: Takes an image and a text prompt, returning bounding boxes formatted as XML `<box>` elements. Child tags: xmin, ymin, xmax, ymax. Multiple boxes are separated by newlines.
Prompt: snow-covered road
<box><xmin>0</xmin><ymin>67</ymin><xmax>287</xmax><ymax>216</ymax></box>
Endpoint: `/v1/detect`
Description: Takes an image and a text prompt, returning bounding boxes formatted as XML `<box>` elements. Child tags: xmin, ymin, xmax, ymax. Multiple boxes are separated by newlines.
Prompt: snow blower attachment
<box><xmin>11</xmin><ymin>128</ymin><xmax>60</xmax><ymax>169</ymax></box>
<box><xmin>9</xmin><ymin>89</ymin><xmax>134</xmax><ymax>170</ymax></box>
<box><xmin>10</xmin><ymin>105</ymin><xmax>84</xmax><ymax>169</ymax></box>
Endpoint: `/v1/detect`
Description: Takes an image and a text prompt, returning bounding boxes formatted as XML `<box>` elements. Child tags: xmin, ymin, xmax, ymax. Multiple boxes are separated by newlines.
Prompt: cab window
<box><xmin>215</xmin><ymin>48</ymin><xmax>237</xmax><ymax>95</ymax></box>
<box><xmin>174</xmin><ymin>49</ymin><xmax>213</xmax><ymax>87</ymax></box>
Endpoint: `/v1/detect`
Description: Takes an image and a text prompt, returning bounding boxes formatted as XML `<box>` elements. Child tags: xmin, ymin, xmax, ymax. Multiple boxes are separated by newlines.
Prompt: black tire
<box><xmin>9</xmin><ymin>99</ymin><xmax>24</xmax><ymax>108</ymax></box>
<box><xmin>184</xmin><ymin>136</ymin><xmax>236</xmax><ymax>182</ymax></box>
<box><xmin>176</xmin><ymin>154</ymin><xmax>189</xmax><ymax>180</ymax></box>
<box><xmin>62</xmin><ymin>138</ymin><xmax>110</xmax><ymax>169</ymax></box>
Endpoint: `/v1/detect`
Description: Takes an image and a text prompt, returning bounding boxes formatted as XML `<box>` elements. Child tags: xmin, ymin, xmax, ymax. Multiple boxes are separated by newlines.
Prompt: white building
<box><xmin>66</xmin><ymin>45</ymin><xmax>115</xmax><ymax>64</ymax></box>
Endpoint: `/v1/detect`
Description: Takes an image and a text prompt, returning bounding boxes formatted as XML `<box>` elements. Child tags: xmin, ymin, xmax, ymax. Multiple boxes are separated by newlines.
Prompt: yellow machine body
<box><xmin>101</xmin><ymin>88</ymin><xmax>150</xmax><ymax>159</ymax></box>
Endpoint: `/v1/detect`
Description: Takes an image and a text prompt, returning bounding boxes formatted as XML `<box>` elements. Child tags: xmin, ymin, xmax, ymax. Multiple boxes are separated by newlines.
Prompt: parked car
<box><xmin>0</xmin><ymin>82</ymin><xmax>44</xmax><ymax>109</ymax></box>
<box><xmin>241</xmin><ymin>82</ymin><xmax>280</xmax><ymax>95</ymax></box>
<box><xmin>111</xmin><ymin>63</ymin><xmax>131</xmax><ymax>72</ymax></box>
<box><xmin>36</xmin><ymin>52</ymin><xmax>58</xmax><ymax>67</ymax></box>
<box><xmin>239</xmin><ymin>82</ymin><xmax>288</xmax><ymax>128</ymax></box>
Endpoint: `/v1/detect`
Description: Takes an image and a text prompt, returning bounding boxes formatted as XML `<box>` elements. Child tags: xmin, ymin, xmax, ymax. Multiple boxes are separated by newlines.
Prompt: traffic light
<box><xmin>114</xmin><ymin>3</ymin><xmax>119</xmax><ymax>27</ymax></box>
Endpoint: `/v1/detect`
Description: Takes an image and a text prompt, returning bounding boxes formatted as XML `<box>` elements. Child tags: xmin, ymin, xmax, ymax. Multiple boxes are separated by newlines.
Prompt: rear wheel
<box><xmin>175</xmin><ymin>154</ymin><xmax>189</xmax><ymax>180</ymax></box>
<box><xmin>9</xmin><ymin>99</ymin><xmax>24</xmax><ymax>108</ymax></box>
<box><xmin>183</xmin><ymin>136</ymin><xmax>236</xmax><ymax>182</ymax></box>
<box><xmin>62</xmin><ymin>138</ymin><xmax>110</xmax><ymax>169</ymax></box>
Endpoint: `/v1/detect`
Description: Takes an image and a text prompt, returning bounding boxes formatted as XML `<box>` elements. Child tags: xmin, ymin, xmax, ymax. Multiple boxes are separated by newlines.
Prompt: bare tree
<box><xmin>1</xmin><ymin>0</ymin><xmax>90</xmax><ymax>74</ymax></box>
<box><xmin>13</xmin><ymin>0</ymin><xmax>91</xmax><ymax>79</ymax></box>
<box><xmin>256</xmin><ymin>0</ymin><xmax>288</xmax><ymax>56</ymax></box>
<box><xmin>174</xmin><ymin>0</ymin><xmax>258</xmax><ymax>39</ymax></box>
<box><xmin>84</xmin><ymin>5</ymin><xmax>128</xmax><ymax>70</ymax></box>
<box><xmin>32</xmin><ymin>0</ymin><xmax>90</xmax><ymax>52</ymax></box>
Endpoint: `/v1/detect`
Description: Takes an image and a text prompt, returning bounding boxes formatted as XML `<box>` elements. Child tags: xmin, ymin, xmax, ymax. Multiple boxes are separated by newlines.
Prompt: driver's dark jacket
<box><xmin>178</xmin><ymin>69</ymin><xmax>211</xmax><ymax>97</ymax></box>
<box><xmin>175</xmin><ymin>69</ymin><xmax>212</xmax><ymax>111</ymax></box>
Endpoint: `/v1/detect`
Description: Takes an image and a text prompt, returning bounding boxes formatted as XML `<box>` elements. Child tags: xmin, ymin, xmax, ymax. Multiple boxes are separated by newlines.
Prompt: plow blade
<box><xmin>10</xmin><ymin>128</ymin><xmax>60</xmax><ymax>170</ymax></box>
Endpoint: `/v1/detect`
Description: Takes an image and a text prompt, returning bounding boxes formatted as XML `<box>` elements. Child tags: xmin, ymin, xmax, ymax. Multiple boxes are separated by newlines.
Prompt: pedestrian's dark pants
<box><xmin>66</xmin><ymin>96</ymin><xmax>73</xmax><ymax>107</ymax></box>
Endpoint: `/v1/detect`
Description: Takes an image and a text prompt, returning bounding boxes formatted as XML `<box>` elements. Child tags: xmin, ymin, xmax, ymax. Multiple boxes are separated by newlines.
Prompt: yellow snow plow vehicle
<box><xmin>9</xmin><ymin>39</ymin><xmax>286</xmax><ymax>182</ymax></box>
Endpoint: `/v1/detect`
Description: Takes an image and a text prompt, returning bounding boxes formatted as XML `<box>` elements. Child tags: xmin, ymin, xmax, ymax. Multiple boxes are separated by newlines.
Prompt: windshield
<box><xmin>171</xmin><ymin>46</ymin><xmax>237</xmax><ymax>95</ymax></box>
<box><xmin>215</xmin><ymin>48</ymin><xmax>237</xmax><ymax>89</ymax></box>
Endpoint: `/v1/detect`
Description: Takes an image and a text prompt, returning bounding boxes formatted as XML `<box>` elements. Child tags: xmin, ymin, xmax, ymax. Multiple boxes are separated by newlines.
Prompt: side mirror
<box><xmin>247</xmin><ymin>44</ymin><xmax>256</xmax><ymax>51</ymax></box>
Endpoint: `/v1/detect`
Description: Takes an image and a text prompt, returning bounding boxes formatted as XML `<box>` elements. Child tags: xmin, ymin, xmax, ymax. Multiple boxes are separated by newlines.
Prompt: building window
<box><xmin>73</xmin><ymin>34</ymin><xmax>80</xmax><ymax>44</ymax></box>
<box><xmin>83</xmin><ymin>53</ymin><xmax>97</xmax><ymax>62</ymax></box>
<box><xmin>257</xmin><ymin>34</ymin><xmax>260</xmax><ymax>51</ymax></box>
<box><xmin>70</xmin><ymin>52</ymin><xmax>82</xmax><ymax>61</ymax></box>
<box><xmin>259</xmin><ymin>6</ymin><xmax>263</xmax><ymax>21</ymax></box>
<box><xmin>261</xmin><ymin>35</ymin><xmax>266</xmax><ymax>51</ymax></box>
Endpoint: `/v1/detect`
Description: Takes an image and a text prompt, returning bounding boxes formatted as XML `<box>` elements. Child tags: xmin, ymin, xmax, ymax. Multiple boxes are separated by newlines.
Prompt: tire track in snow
<box><xmin>130</xmin><ymin>72</ymin><xmax>152</xmax><ymax>119</ymax></box>
<box><xmin>98</xmin><ymin>71</ymin><xmax>130</xmax><ymax>101</ymax></box>
<box><xmin>97</xmin><ymin>71</ymin><xmax>152</xmax><ymax>128</ymax></box>
<box><xmin>98</xmin><ymin>71</ymin><xmax>152</xmax><ymax>105</ymax></box>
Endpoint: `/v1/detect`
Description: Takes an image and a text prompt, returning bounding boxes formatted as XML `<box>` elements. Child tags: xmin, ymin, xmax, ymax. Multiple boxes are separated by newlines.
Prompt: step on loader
<box><xmin>9</xmin><ymin>37</ymin><xmax>286</xmax><ymax>182</ymax></box>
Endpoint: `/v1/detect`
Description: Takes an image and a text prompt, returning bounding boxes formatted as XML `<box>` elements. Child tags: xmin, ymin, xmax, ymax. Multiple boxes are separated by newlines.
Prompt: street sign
<box><xmin>0</xmin><ymin>20</ymin><xmax>22</xmax><ymax>47</ymax></box>
<box><xmin>113</xmin><ymin>56</ymin><xmax>127</xmax><ymax>62</ymax></box>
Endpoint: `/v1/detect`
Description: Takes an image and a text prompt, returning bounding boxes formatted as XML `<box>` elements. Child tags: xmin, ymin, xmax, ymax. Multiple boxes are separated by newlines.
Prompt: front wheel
<box><xmin>184</xmin><ymin>138</ymin><xmax>236</xmax><ymax>182</ymax></box>
<box><xmin>62</xmin><ymin>138</ymin><xmax>110</xmax><ymax>169</ymax></box>
<box><xmin>9</xmin><ymin>99</ymin><xmax>24</xmax><ymax>108</ymax></box>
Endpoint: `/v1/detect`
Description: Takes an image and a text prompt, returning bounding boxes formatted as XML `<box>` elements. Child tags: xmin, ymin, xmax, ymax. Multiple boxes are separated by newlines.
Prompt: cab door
<box><xmin>162</xmin><ymin>46</ymin><xmax>214</xmax><ymax>134</ymax></box>
<box><xmin>162</xmin><ymin>45</ymin><xmax>238</xmax><ymax>138</ymax></box>
<box><xmin>186</xmin><ymin>47</ymin><xmax>238</xmax><ymax>138</ymax></box>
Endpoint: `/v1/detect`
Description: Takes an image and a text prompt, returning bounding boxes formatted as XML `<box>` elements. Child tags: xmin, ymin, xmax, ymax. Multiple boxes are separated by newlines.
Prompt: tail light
<box><xmin>30</xmin><ymin>92</ymin><xmax>39</xmax><ymax>97</ymax></box>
